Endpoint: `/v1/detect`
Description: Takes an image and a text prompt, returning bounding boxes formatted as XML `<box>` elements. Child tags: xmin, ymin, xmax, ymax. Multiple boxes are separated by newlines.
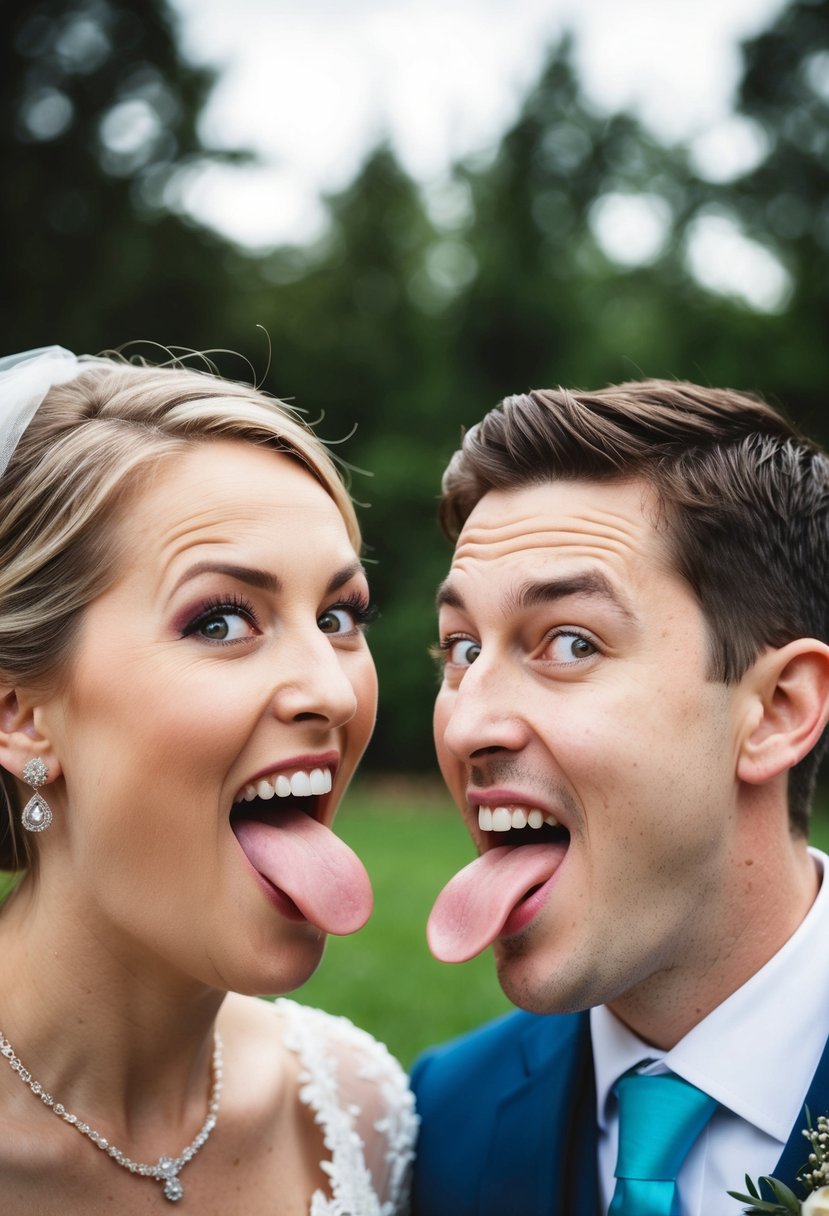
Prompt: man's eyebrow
<box><xmin>504</xmin><ymin>571</ymin><xmax>635</xmax><ymax>620</ymax></box>
<box><xmin>437</xmin><ymin>570</ymin><xmax>635</xmax><ymax>620</ymax></box>
<box><xmin>436</xmin><ymin>579</ymin><xmax>465</xmax><ymax>611</ymax></box>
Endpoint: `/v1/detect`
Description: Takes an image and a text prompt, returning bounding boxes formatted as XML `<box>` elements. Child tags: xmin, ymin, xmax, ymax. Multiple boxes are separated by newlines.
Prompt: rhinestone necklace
<box><xmin>0</xmin><ymin>1025</ymin><xmax>222</xmax><ymax>1203</ymax></box>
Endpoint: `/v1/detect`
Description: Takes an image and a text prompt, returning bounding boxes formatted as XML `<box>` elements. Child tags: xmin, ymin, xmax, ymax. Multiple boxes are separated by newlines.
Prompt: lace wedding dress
<box><xmin>277</xmin><ymin>999</ymin><xmax>418</xmax><ymax>1215</ymax></box>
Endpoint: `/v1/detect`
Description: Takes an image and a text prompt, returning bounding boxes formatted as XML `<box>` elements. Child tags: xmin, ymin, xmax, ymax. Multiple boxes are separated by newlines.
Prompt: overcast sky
<box><xmin>168</xmin><ymin>0</ymin><xmax>786</xmax><ymax>250</ymax></box>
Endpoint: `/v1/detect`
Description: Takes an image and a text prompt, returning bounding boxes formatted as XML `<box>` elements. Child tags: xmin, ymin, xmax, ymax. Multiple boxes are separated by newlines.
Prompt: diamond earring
<box><xmin>21</xmin><ymin>758</ymin><xmax>52</xmax><ymax>833</ymax></box>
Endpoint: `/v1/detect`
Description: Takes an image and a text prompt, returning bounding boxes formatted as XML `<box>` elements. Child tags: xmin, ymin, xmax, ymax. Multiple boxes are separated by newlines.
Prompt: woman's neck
<box><xmin>0</xmin><ymin>873</ymin><xmax>225</xmax><ymax>1144</ymax></box>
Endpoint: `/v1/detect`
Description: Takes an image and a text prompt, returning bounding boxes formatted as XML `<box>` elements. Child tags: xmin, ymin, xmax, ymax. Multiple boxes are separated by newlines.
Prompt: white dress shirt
<box><xmin>591</xmin><ymin>848</ymin><xmax>829</xmax><ymax>1215</ymax></box>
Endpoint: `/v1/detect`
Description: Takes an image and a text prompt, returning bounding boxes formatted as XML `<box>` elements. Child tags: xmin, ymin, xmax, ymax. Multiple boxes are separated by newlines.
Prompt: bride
<box><xmin>0</xmin><ymin>348</ymin><xmax>416</xmax><ymax>1214</ymax></box>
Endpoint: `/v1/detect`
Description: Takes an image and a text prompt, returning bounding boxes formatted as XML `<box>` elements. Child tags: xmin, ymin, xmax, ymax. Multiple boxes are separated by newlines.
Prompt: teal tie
<box><xmin>608</xmin><ymin>1072</ymin><xmax>718</xmax><ymax>1216</ymax></box>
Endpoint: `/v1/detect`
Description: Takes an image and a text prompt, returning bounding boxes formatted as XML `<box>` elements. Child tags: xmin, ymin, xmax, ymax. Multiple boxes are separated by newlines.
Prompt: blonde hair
<box><xmin>0</xmin><ymin>358</ymin><xmax>360</xmax><ymax>870</ymax></box>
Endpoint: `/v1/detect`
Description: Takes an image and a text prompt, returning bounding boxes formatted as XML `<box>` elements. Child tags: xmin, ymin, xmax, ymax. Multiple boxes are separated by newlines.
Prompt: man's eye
<box><xmin>547</xmin><ymin>631</ymin><xmax>597</xmax><ymax>663</ymax></box>
<box><xmin>446</xmin><ymin>638</ymin><xmax>481</xmax><ymax>666</ymax></box>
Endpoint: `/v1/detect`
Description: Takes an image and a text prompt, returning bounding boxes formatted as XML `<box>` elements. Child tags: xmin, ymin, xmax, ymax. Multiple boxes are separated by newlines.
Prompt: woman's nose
<box><xmin>268</xmin><ymin>633</ymin><xmax>359</xmax><ymax>728</ymax></box>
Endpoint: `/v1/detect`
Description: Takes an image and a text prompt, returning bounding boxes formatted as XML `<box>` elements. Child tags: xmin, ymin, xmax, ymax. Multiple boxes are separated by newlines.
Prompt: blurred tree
<box><xmin>719</xmin><ymin>0</ymin><xmax>829</xmax><ymax>432</ymax></box>
<box><xmin>452</xmin><ymin>38</ymin><xmax>692</xmax><ymax>399</ymax></box>
<box><xmin>0</xmin><ymin>0</ymin><xmax>249</xmax><ymax>352</ymax></box>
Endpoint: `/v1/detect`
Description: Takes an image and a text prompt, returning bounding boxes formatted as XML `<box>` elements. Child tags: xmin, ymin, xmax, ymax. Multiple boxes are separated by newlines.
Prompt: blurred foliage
<box><xmin>2</xmin><ymin>0</ymin><xmax>829</xmax><ymax>770</ymax></box>
<box><xmin>0</xmin><ymin>0</ymin><xmax>253</xmax><ymax>350</ymax></box>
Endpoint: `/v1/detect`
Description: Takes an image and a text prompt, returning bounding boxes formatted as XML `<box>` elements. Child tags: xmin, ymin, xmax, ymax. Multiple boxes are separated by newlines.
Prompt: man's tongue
<box><xmin>427</xmin><ymin>843</ymin><xmax>566</xmax><ymax>963</ymax></box>
<box><xmin>233</xmin><ymin>808</ymin><xmax>372</xmax><ymax>935</ymax></box>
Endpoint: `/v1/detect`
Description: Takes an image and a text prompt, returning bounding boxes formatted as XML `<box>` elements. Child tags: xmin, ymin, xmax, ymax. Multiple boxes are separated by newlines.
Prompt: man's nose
<box><xmin>438</xmin><ymin>651</ymin><xmax>529</xmax><ymax>762</ymax></box>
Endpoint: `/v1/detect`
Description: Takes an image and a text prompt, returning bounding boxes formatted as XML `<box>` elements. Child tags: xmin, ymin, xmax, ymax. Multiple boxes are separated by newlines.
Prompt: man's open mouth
<box><xmin>425</xmin><ymin>798</ymin><xmax>571</xmax><ymax>963</ymax></box>
<box><xmin>476</xmin><ymin>803</ymin><xmax>571</xmax><ymax>850</ymax></box>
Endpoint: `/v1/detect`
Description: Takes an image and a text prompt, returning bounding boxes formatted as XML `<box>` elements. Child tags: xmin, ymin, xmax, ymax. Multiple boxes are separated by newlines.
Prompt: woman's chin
<box><xmin>223</xmin><ymin>934</ymin><xmax>328</xmax><ymax>999</ymax></box>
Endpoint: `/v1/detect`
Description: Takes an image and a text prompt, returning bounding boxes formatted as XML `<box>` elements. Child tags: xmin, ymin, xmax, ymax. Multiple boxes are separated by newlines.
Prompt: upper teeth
<box><xmin>239</xmin><ymin>767</ymin><xmax>333</xmax><ymax>803</ymax></box>
<box><xmin>478</xmin><ymin>805</ymin><xmax>559</xmax><ymax>832</ymax></box>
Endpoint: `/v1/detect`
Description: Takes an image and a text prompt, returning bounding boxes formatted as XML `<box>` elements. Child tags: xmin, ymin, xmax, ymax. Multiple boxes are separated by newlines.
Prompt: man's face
<box><xmin>431</xmin><ymin>478</ymin><xmax>749</xmax><ymax>1028</ymax></box>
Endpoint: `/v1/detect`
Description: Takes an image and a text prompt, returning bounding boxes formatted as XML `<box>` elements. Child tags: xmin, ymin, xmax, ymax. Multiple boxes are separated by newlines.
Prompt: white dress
<box><xmin>277</xmin><ymin>999</ymin><xmax>418</xmax><ymax>1216</ymax></box>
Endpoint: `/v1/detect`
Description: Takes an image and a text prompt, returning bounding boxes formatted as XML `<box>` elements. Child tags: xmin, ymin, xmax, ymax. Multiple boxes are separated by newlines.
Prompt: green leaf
<box><xmin>765</xmin><ymin>1177</ymin><xmax>802</xmax><ymax>1212</ymax></box>
<box><xmin>726</xmin><ymin>1191</ymin><xmax>790</xmax><ymax>1213</ymax></box>
<box><xmin>729</xmin><ymin>1171</ymin><xmax>805</xmax><ymax>1214</ymax></box>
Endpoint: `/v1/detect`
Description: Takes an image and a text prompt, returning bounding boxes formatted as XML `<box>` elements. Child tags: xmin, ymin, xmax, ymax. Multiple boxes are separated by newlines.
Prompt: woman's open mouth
<box><xmin>229</xmin><ymin>765</ymin><xmax>372</xmax><ymax>935</ymax></box>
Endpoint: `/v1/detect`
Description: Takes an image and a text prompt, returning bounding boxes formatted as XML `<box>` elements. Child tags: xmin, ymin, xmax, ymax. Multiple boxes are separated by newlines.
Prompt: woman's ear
<box><xmin>737</xmin><ymin>639</ymin><xmax>829</xmax><ymax>786</ymax></box>
<box><xmin>0</xmin><ymin>684</ymin><xmax>60</xmax><ymax>783</ymax></box>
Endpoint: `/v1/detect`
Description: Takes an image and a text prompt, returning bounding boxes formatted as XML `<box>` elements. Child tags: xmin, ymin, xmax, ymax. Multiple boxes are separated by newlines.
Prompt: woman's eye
<box><xmin>546</xmin><ymin>631</ymin><xmax>597</xmax><ymax>663</ymax></box>
<box><xmin>318</xmin><ymin>606</ymin><xmax>358</xmax><ymax>635</ymax></box>
<box><xmin>181</xmin><ymin>598</ymin><xmax>258</xmax><ymax>643</ymax></box>
<box><xmin>446</xmin><ymin>638</ymin><xmax>481</xmax><ymax>666</ymax></box>
<box><xmin>317</xmin><ymin>595</ymin><xmax>377</xmax><ymax>636</ymax></box>
<box><xmin>194</xmin><ymin>611</ymin><xmax>255</xmax><ymax>642</ymax></box>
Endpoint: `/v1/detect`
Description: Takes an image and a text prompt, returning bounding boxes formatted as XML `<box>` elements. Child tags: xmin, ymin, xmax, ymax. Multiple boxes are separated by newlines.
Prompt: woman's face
<box><xmin>37</xmin><ymin>440</ymin><xmax>378</xmax><ymax>995</ymax></box>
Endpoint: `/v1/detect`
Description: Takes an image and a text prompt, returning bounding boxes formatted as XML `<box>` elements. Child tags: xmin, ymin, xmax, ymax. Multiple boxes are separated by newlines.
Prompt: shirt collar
<box><xmin>592</xmin><ymin>848</ymin><xmax>829</xmax><ymax>1142</ymax></box>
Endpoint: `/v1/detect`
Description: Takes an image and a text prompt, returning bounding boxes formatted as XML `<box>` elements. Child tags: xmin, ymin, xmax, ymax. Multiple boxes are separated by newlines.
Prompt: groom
<box><xmin>411</xmin><ymin>380</ymin><xmax>829</xmax><ymax>1215</ymax></box>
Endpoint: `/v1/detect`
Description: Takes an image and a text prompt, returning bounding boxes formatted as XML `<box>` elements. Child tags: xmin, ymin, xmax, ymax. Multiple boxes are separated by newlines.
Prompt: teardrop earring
<box><xmin>21</xmin><ymin>758</ymin><xmax>52</xmax><ymax>832</ymax></box>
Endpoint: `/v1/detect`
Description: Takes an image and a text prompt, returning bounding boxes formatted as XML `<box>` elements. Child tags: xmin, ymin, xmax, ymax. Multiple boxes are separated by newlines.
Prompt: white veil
<box><xmin>0</xmin><ymin>346</ymin><xmax>103</xmax><ymax>478</ymax></box>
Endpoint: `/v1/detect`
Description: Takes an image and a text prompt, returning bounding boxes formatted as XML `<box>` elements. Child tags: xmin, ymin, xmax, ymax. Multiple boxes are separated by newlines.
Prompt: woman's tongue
<box><xmin>427</xmin><ymin>842</ymin><xmax>567</xmax><ymax>963</ymax></box>
<box><xmin>232</xmin><ymin>808</ymin><xmax>372</xmax><ymax>935</ymax></box>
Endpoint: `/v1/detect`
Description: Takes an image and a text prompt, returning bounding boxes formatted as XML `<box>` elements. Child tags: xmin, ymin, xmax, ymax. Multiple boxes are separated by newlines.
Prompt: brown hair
<box><xmin>0</xmin><ymin>357</ymin><xmax>360</xmax><ymax>870</ymax></box>
<box><xmin>440</xmin><ymin>379</ymin><xmax>829</xmax><ymax>835</ymax></box>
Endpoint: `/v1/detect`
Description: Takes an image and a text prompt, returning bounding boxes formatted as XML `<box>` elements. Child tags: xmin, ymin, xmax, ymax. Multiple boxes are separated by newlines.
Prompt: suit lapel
<box><xmin>478</xmin><ymin>1012</ymin><xmax>600</xmax><ymax>1216</ymax></box>
<box><xmin>771</xmin><ymin>1032</ymin><xmax>829</xmax><ymax>1194</ymax></box>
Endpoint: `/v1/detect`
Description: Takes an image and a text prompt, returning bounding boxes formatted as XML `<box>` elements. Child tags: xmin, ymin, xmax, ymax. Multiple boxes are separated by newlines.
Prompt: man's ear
<box><xmin>737</xmin><ymin>639</ymin><xmax>829</xmax><ymax>786</ymax></box>
<box><xmin>0</xmin><ymin>684</ymin><xmax>60</xmax><ymax>783</ymax></box>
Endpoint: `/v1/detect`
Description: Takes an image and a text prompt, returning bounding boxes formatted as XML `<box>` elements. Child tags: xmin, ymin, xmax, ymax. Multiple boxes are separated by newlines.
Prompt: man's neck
<box><xmin>606</xmin><ymin>838</ymin><xmax>819</xmax><ymax>1050</ymax></box>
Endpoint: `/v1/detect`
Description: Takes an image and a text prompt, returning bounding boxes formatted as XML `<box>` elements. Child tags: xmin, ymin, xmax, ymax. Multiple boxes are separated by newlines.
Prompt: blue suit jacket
<box><xmin>410</xmin><ymin>1009</ymin><xmax>829</xmax><ymax>1216</ymax></box>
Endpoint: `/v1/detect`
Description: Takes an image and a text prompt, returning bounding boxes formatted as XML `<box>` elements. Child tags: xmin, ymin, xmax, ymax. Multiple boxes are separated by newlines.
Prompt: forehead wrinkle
<box><xmin>445</xmin><ymin>504</ymin><xmax>664</xmax><ymax>623</ymax></box>
<box><xmin>453</xmin><ymin>528</ymin><xmax>646</xmax><ymax>572</ymax></box>
<box><xmin>454</xmin><ymin>507</ymin><xmax>650</xmax><ymax>566</ymax></box>
<box><xmin>153</xmin><ymin>499</ymin><xmax>261</xmax><ymax>550</ymax></box>
<box><xmin>460</xmin><ymin>504</ymin><xmax>642</xmax><ymax>540</ymax></box>
<box><xmin>149</xmin><ymin>499</ymin><xmax>336</xmax><ymax>601</ymax></box>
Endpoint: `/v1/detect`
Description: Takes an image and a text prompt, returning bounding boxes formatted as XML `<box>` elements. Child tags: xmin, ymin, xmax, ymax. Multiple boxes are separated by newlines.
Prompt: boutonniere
<box><xmin>728</xmin><ymin>1112</ymin><xmax>829</xmax><ymax>1214</ymax></box>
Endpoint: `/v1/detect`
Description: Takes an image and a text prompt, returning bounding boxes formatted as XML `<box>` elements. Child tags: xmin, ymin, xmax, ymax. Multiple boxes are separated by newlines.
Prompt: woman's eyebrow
<box><xmin>325</xmin><ymin>560</ymin><xmax>367</xmax><ymax>595</ymax></box>
<box><xmin>169</xmin><ymin>558</ymin><xmax>366</xmax><ymax>601</ymax></box>
<box><xmin>169</xmin><ymin>561</ymin><xmax>282</xmax><ymax>597</ymax></box>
